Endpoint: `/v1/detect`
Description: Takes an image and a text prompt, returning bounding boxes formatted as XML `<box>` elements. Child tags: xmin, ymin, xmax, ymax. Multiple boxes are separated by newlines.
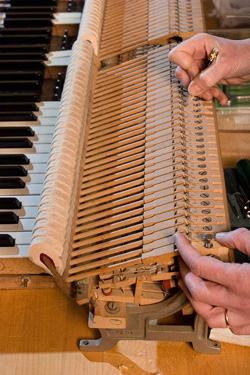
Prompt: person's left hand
<box><xmin>174</xmin><ymin>229</ymin><xmax>250</xmax><ymax>335</ymax></box>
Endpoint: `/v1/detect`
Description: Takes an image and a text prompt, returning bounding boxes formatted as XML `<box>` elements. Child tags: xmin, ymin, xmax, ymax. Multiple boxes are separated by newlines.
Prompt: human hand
<box><xmin>174</xmin><ymin>228</ymin><xmax>250</xmax><ymax>334</ymax></box>
<box><xmin>168</xmin><ymin>33</ymin><xmax>250</xmax><ymax>105</ymax></box>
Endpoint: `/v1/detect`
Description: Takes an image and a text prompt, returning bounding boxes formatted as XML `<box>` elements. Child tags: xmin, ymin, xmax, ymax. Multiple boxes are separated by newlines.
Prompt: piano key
<box><xmin>0</xmin><ymin>3</ymin><xmax>83</xmax><ymax>260</ymax></box>
<box><xmin>0</xmin><ymin>154</ymin><xmax>30</xmax><ymax>164</ymax></box>
<box><xmin>0</xmin><ymin>197</ymin><xmax>22</xmax><ymax>209</ymax></box>
<box><xmin>0</xmin><ymin>133</ymin><xmax>54</xmax><ymax>145</ymax></box>
<box><xmin>0</xmin><ymin>233</ymin><xmax>15</xmax><ymax>247</ymax></box>
<box><xmin>0</xmin><ymin>243</ymin><xmax>28</xmax><ymax>256</ymax></box>
<box><xmin>0</xmin><ymin>113</ymin><xmax>38</xmax><ymax>122</ymax></box>
<box><xmin>0</xmin><ymin>143</ymin><xmax>51</xmax><ymax>153</ymax></box>
<box><xmin>53</xmin><ymin>12</ymin><xmax>82</xmax><ymax>24</ymax></box>
<box><xmin>0</xmin><ymin>173</ymin><xmax>46</xmax><ymax>184</ymax></box>
<box><xmin>0</xmin><ymin>117</ymin><xmax>58</xmax><ymax>126</ymax></box>
<box><xmin>0</xmin><ymin>165</ymin><xmax>27</xmax><ymax>176</ymax></box>
<box><xmin>0</xmin><ymin>138</ymin><xmax>33</xmax><ymax>148</ymax></box>
<box><xmin>0</xmin><ymin>182</ymin><xmax>43</xmax><ymax>195</ymax></box>
<box><xmin>0</xmin><ymin>205</ymin><xmax>38</xmax><ymax>219</ymax></box>
<box><xmin>0</xmin><ymin>102</ymin><xmax>39</xmax><ymax>112</ymax></box>
<box><xmin>0</xmin><ymin>231</ymin><xmax>32</xmax><ymax>245</ymax></box>
<box><xmin>0</xmin><ymin>0</ymin><xmax>57</xmax><ymax>6</ymax></box>
<box><xmin>0</xmin><ymin>217</ymin><xmax>35</xmax><ymax>231</ymax></box>
<box><xmin>0</xmin><ymin>177</ymin><xmax>25</xmax><ymax>189</ymax></box>
<box><xmin>1</xmin><ymin>195</ymin><xmax>40</xmax><ymax>207</ymax></box>
<box><xmin>0</xmin><ymin>211</ymin><xmax>19</xmax><ymax>224</ymax></box>
<box><xmin>21</xmin><ymin>163</ymin><xmax>47</xmax><ymax>173</ymax></box>
<box><xmin>0</xmin><ymin>127</ymin><xmax>35</xmax><ymax>137</ymax></box>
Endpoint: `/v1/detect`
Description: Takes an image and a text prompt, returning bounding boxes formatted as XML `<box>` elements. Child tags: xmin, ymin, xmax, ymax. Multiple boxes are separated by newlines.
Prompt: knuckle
<box><xmin>188</xmin><ymin>283</ymin><xmax>204</xmax><ymax>303</ymax></box>
<box><xmin>233</xmin><ymin>227</ymin><xmax>249</xmax><ymax>241</ymax></box>
<box><xmin>190</xmin><ymin>257</ymin><xmax>204</xmax><ymax>277</ymax></box>
<box><xmin>200</xmin><ymin>72</ymin><xmax>215</xmax><ymax>89</ymax></box>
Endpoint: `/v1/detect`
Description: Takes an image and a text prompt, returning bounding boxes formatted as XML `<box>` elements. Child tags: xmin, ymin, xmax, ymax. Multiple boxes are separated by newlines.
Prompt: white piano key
<box><xmin>0</xmin><ymin>231</ymin><xmax>32</xmax><ymax>245</ymax></box>
<box><xmin>0</xmin><ymin>206</ymin><xmax>38</xmax><ymax>218</ymax></box>
<box><xmin>36</xmin><ymin>101</ymin><xmax>61</xmax><ymax>109</ymax></box>
<box><xmin>0</xmin><ymin>218</ymin><xmax>35</xmax><ymax>232</ymax></box>
<box><xmin>0</xmin><ymin>143</ymin><xmax>51</xmax><ymax>154</ymax></box>
<box><xmin>0</xmin><ymin>195</ymin><xmax>40</xmax><ymax>207</ymax></box>
<box><xmin>0</xmin><ymin>183</ymin><xmax>43</xmax><ymax>196</ymax></box>
<box><xmin>46</xmin><ymin>50</ymin><xmax>72</xmax><ymax>59</ymax></box>
<box><xmin>45</xmin><ymin>56</ymin><xmax>70</xmax><ymax>67</ymax></box>
<box><xmin>3</xmin><ymin>173</ymin><xmax>45</xmax><ymax>184</ymax></box>
<box><xmin>23</xmin><ymin>153</ymin><xmax>49</xmax><ymax>164</ymax></box>
<box><xmin>24</xmin><ymin>163</ymin><xmax>47</xmax><ymax>173</ymax></box>
<box><xmin>34</xmin><ymin>109</ymin><xmax>59</xmax><ymax>118</ymax></box>
<box><xmin>0</xmin><ymin>244</ymin><xmax>29</xmax><ymax>257</ymax></box>
<box><xmin>53</xmin><ymin>12</ymin><xmax>82</xmax><ymax>24</ymax></box>
<box><xmin>0</xmin><ymin>117</ymin><xmax>57</xmax><ymax>126</ymax></box>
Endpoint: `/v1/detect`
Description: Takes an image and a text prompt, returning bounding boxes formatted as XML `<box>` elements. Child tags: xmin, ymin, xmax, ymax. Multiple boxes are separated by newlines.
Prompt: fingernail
<box><xmin>188</xmin><ymin>83</ymin><xmax>200</xmax><ymax>96</ymax></box>
<box><xmin>215</xmin><ymin>232</ymin><xmax>227</xmax><ymax>240</ymax></box>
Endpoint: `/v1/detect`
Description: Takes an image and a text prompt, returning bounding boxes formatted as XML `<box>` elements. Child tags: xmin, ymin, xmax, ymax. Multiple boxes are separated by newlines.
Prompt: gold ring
<box><xmin>225</xmin><ymin>309</ymin><xmax>232</xmax><ymax>330</ymax></box>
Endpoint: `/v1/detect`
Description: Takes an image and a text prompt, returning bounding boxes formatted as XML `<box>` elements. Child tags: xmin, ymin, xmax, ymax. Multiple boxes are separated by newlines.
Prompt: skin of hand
<box><xmin>168</xmin><ymin>33</ymin><xmax>250</xmax><ymax>105</ymax></box>
<box><xmin>174</xmin><ymin>228</ymin><xmax>250</xmax><ymax>334</ymax></box>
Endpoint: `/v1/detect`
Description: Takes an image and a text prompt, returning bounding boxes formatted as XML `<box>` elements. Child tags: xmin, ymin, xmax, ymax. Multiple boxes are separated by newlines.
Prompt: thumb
<box><xmin>215</xmin><ymin>228</ymin><xmax>250</xmax><ymax>256</ymax></box>
<box><xmin>188</xmin><ymin>60</ymin><xmax>225</xmax><ymax>96</ymax></box>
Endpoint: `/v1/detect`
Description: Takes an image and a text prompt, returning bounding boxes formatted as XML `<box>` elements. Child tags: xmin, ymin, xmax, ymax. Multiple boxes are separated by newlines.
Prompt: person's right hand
<box><xmin>168</xmin><ymin>33</ymin><xmax>250</xmax><ymax>105</ymax></box>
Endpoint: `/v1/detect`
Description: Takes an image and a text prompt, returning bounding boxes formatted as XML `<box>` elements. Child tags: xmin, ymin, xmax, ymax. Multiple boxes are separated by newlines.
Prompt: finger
<box><xmin>230</xmin><ymin>325</ymin><xmax>250</xmax><ymax>335</ymax></box>
<box><xmin>178</xmin><ymin>278</ymin><xmax>227</xmax><ymax>328</ymax></box>
<box><xmin>215</xmin><ymin>228</ymin><xmax>250</xmax><ymax>256</ymax></box>
<box><xmin>168</xmin><ymin>49</ymin><xmax>200</xmax><ymax>79</ymax></box>
<box><xmin>210</xmin><ymin>86</ymin><xmax>228</xmax><ymax>105</ymax></box>
<box><xmin>179</xmin><ymin>273</ymin><xmax>250</xmax><ymax>331</ymax></box>
<box><xmin>188</xmin><ymin>57</ymin><xmax>226</xmax><ymax>96</ymax></box>
<box><xmin>174</xmin><ymin>232</ymin><xmax>250</xmax><ymax>291</ymax></box>
<box><xmin>178</xmin><ymin>257</ymin><xmax>232</xmax><ymax>308</ymax></box>
<box><xmin>226</xmin><ymin>308</ymin><xmax>250</xmax><ymax>329</ymax></box>
<box><xmin>175</xmin><ymin>66</ymin><xmax>191</xmax><ymax>89</ymax></box>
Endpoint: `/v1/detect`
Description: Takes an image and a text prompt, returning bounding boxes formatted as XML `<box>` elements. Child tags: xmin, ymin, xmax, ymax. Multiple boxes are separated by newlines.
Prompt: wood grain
<box><xmin>0</xmin><ymin>287</ymin><xmax>250</xmax><ymax>375</ymax></box>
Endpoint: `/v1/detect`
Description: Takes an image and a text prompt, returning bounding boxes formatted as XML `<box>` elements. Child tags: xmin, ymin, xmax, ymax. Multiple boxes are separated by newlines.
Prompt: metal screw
<box><xmin>202</xmin><ymin>233</ymin><xmax>213</xmax><ymax>248</ymax></box>
<box><xmin>105</xmin><ymin>302</ymin><xmax>121</xmax><ymax>314</ymax></box>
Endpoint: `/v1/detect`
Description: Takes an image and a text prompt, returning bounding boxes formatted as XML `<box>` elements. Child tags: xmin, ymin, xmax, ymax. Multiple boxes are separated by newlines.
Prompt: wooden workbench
<box><xmin>0</xmin><ymin>286</ymin><xmax>249</xmax><ymax>375</ymax></box>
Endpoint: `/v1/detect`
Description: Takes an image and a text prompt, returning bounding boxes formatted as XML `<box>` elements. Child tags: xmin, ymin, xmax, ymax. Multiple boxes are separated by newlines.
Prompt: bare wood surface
<box><xmin>0</xmin><ymin>287</ymin><xmax>250</xmax><ymax>375</ymax></box>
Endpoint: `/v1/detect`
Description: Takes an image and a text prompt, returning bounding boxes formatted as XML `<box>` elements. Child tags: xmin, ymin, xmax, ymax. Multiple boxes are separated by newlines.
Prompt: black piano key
<box><xmin>0</xmin><ymin>127</ymin><xmax>35</xmax><ymax>137</ymax></box>
<box><xmin>0</xmin><ymin>62</ymin><xmax>45</xmax><ymax>70</ymax></box>
<box><xmin>0</xmin><ymin>35</ymin><xmax>51</xmax><ymax>45</ymax></box>
<box><xmin>0</xmin><ymin>154</ymin><xmax>30</xmax><ymax>165</ymax></box>
<box><xmin>0</xmin><ymin>93</ymin><xmax>40</xmax><ymax>102</ymax></box>
<box><xmin>0</xmin><ymin>81</ymin><xmax>42</xmax><ymax>94</ymax></box>
<box><xmin>0</xmin><ymin>234</ymin><xmax>15</xmax><ymax>247</ymax></box>
<box><xmin>3</xmin><ymin>0</ymin><xmax>57</xmax><ymax>6</ymax></box>
<box><xmin>2</xmin><ymin>19</ymin><xmax>53</xmax><ymax>28</ymax></box>
<box><xmin>0</xmin><ymin>166</ymin><xmax>27</xmax><ymax>176</ymax></box>
<box><xmin>3</xmin><ymin>12</ymin><xmax>54</xmax><ymax>19</ymax></box>
<box><xmin>0</xmin><ymin>53</ymin><xmax>47</xmax><ymax>61</ymax></box>
<box><xmin>0</xmin><ymin>6</ymin><xmax>55</xmax><ymax>13</ymax></box>
<box><xmin>0</xmin><ymin>113</ymin><xmax>38</xmax><ymax>121</ymax></box>
<box><xmin>0</xmin><ymin>138</ymin><xmax>33</xmax><ymax>148</ymax></box>
<box><xmin>0</xmin><ymin>72</ymin><xmax>43</xmax><ymax>82</ymax></box>
<box><xmin>0</xmin><ymin>212</ymin><xmax>19</xmax><ymax>224</ymax></box>
<box><xmin>0</xmin><ymin>103</ymin><xmax>39</xmax><ymax>112</ymax></box>
<box><xmin>0</xmin><ymin>178</ymin><xmax>25</xmax><ymax>189</ymax></box>
<box><xmin>0</xmin><ymin>45</ymin><xmax>49</xmax><ymax>53</ymax></box>
<box><xmin>0</xmin><ymin>28</ymin><xmax>51</xmax><ymax>36</ymax></box>
<box><xmin>0</xmin><ymin>197</ymin><xmax>22</xmax><ymax>209</ymax></box>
